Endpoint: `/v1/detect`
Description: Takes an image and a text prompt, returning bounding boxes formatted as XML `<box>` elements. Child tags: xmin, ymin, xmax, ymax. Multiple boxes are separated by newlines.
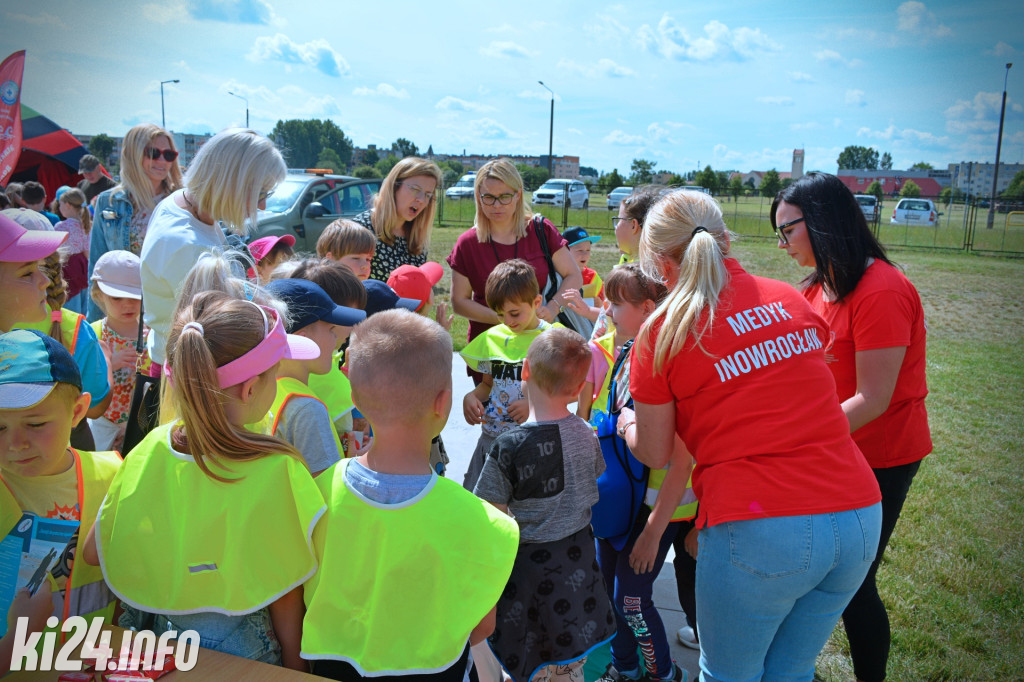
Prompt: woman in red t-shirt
<box><xmin>621</xmin><ymin>189</ymin><xmax>882</xmax><ymax>682</ymax></box>
<box><xmin>446</xmin><ymin>159</ymin><xmax>582</xmax><ymax>355</ymax></box>
<box><xmin>772</xmin><ymin>172</ymin><xmax>931</xmax><ymax>682</ymax></box>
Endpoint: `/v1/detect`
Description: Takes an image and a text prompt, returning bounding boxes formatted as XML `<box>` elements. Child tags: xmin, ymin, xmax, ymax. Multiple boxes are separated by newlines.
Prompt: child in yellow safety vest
<box><xmin>84</xmin><ymin>292</ymin><xmax>327</xmax><ymax>670</ymax></box>
<box><xmin>301</xmin><ymin>310</ymin><xmax>518</xmax><ymax>680</ymax></box>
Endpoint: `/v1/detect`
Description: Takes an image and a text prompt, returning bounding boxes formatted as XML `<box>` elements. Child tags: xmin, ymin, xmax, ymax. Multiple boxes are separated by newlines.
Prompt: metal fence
<box><xmin>434</xmin><ymin>191</ymin><xmax>1024</xmax><ymax>257</ymax></box>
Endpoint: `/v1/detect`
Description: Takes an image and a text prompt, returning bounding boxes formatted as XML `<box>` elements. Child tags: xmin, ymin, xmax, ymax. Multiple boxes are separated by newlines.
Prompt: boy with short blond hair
<box><xmin>0</xmin><ymin>329</ymin><xmax>121</xmax><ymax>672</ymax></box>
<box><xmin>301</xmin><ymin>310</ymin><xmax>518</xmax><ymax>680</ymax></box>
<box><xmin>316</xmin><ymin>219</ymin><xmax>376</xmax><ymax>280</ymax></box>
<box><xmin>461</xmin><ymin>259</ymin><xmax>554</xmax><ymax>489</ymax></box>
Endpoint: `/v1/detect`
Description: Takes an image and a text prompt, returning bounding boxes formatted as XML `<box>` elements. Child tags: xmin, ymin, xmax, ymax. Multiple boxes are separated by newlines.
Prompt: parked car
<box><xmin>444</xmin><ymin>172</ymin><xmax>477</xmax><ymax>201</ymax></box>
<box><xmin>890</xmin><ymin>198</ymin><xmax>939</xmax><ymax>227</ymax></box>
<box><xmin>855</xmin><ymin>194</ymin><xmax>880</xmax><ymax>222</ymax></box>
<box><xmin>606</xmin><ymin>186</ymin><xmax>633</xmax><ymax>211</ymax></box>
<box><xmin>532</xmin><ymin>179</ymin><xmax>590</xmax><ymax>209</ymax></box>
<box><xmin>255</xmin><ymin>170</ymin><xmax>381</xmax><ymax>251</ymax></box>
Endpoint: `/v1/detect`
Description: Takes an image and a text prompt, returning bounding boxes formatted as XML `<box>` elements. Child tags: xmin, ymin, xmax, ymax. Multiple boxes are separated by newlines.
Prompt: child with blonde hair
<box><xmin>54</xmin><ymin>188</ymin><xmax>92</xmax><ymax>313</ymax></box>
<box><xmin>316</xmin><ymin>219</ymin><xmax>376</xmax><ymax>280</ymax></box>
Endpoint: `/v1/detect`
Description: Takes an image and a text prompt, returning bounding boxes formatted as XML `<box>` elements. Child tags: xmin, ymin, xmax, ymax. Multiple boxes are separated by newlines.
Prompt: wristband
<box><xmin>617</xmin><ymin>420</ymin><xmax>636</xmax><ymax>438</ymax></box>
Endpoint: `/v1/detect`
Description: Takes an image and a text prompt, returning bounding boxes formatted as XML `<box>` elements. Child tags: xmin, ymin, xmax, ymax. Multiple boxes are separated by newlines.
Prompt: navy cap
<box><xmin>266</xmin><ymin>279</ymin><xmax>367</xmax><ymax>332</ymax></box>
<box><xmin>562</xmin><ymin>226</ymin><xmax>601</xmax><ymax>247</ymax></box>
<box><xmin>0</xmin><ymin>329</ymin><xmax>83</xmax><ymax>409</ymax></box>
<box><xmin>363</xmin><ymin>279</ymin><xmax>421</xmax><ymax>318</ymax></box>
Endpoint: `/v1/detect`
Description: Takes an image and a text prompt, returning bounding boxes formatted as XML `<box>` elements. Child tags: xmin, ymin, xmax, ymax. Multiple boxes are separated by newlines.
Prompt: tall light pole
<box><xmin>227</xmin><ymin>90</ymin><xmax>249</xmax><ymax>128</ymax></box>
<box><xmin>987</xmin><ymin>62</ymin><xmax>1012</xmax><ymax>229</ymax></box>
<box><xmin>160</xmin><ymin>79</ymin><xmax>179</xmax><ymax>130</ymax></box>
<box><xmin>538</xmin><ymin>81</ymin><xmax>554</xmax><ymax>178</ymax></box>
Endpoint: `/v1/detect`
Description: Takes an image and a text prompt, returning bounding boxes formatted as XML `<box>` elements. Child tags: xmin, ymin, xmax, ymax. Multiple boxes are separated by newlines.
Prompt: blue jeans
<box><xmin>696</xmin><ymin>504</ymin><xmax>882</xmax><ymax>682</ymax></box>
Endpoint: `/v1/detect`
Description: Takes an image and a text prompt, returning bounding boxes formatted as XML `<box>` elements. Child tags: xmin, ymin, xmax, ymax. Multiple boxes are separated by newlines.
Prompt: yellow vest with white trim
<box><xmin>302</xmin><ymin>458</ymin><xmax>519</xmax><ymax>674</ymax></box>
<box><xmin>645</xmin><ymin>469</ymin><xmax>698</xmax><ymax>521</ymax></box>
<box><xmin>306</xmin><ymin>352</ymin><xmax>354</xmax><ymax>424</ymax></box>
<box><xmin>459</xmin><ymin>320</ymin><xmax>553</xmax><ymax>371</ymax></box>
<box><xmin>97</xmin><ymin>423</ymin><xmax>325</xmax><ymax>615</ymax></box>
<box><xmin>271</xmin><ymin>376</ymin><xmax>344</xmax><ymax>456</ymax></box>
<box><xmin>588</xmin><ymin>332</ymin><xmax>618</xmax><ymax>424</ymax></box>
<box><xmin>1</xmin><ymin>449</ymin><xmax>121</xmax><ymax>632</ymax></box>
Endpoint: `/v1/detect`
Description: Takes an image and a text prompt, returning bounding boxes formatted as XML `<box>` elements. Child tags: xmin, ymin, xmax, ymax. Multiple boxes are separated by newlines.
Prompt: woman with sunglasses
<box><xmin>447</xmin><ymin>158</ymin><xmax>583</xmax><ymax>360</ymax></box>
<box><xmin>140</xmin><ymin>128</ymin><xmax>286</xmax><ymax>369</ymax></box>
<box><xmin>351</xmin><ymin>157</ymin><xmax>443</xmax><ymax>282</ymax></box>
<box><xmin>620</xmin><ymin>189</ymin><xmax>882</xmax><ymax>682</ymax></box>
<box><xmin>88</xmin><ymin>123</ymin><xmax>183</xmax><ymax>321</ymax></box>
<box><xmin>771</xmin><ymin>172</ymin><xmax>930</xmax><ymax>682</ymax></box>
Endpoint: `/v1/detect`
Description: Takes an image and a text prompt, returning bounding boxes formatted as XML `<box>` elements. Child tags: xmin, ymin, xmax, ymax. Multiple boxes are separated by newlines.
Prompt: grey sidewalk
<box><xmin>441</xmin><ymin>353</ymin><xmax>701</xmax><ymax>680</ymax></box>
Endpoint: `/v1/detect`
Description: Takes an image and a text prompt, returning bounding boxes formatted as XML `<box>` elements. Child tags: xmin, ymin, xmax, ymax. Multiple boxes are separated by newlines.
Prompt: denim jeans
<box><xmin>696</xmin><ymin>504</ymin><xmax>882</xmax><ymax>682</ymax></box>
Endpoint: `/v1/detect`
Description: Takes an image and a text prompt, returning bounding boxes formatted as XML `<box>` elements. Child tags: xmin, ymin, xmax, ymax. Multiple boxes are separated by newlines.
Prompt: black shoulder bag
<box><xmin>120</xmin><ymin>303</ymin><xmax>161</xmax><ymax>455</ymax></box>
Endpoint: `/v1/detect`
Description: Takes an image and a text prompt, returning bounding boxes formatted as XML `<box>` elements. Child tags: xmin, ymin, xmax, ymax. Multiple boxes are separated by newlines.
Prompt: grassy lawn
<box><xmin>424</xmin><ymin>222</ymin><xmax>1024</xmax><ymax>679</ymax></box>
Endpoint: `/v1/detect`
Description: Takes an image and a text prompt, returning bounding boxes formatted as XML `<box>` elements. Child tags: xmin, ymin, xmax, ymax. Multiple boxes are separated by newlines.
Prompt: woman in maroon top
<box><xmin>447</xmin><ymin>158</ymin><xmax>582</xmax><ymax>353</ymax></box>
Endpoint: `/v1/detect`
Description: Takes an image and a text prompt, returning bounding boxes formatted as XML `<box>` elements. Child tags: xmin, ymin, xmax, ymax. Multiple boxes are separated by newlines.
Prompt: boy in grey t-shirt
<box><xmin>474</xmin><ymin>328</ymin><xmax>614</xmax><ymax>681</ymax></box>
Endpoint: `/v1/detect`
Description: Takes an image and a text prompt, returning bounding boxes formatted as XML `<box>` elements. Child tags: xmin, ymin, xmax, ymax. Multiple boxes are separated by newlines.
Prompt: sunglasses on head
<box><xmin>144</xmin><ymin>147</ymin><xmax>179</xmax><ymax>162</ymax></box>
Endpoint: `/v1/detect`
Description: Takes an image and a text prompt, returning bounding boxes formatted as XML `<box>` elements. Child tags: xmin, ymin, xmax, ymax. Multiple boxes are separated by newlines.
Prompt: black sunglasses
<box><xmin>144</xmin><ymin>147</ymin><xmax>179</xmax><ymax>162</ymax></box>
<box><xmin>773</xmin><ymin>217</ymin><xmax>804</xmax><ymax>244</ymax></box>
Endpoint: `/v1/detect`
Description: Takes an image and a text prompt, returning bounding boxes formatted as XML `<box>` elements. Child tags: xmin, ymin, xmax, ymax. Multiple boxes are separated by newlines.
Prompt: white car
<box><xmin>855</xmin><ymin>194</ymin><xmax>879</xmax><ymax>222</ymax></box>
<box><xmin>606</xmin><ymin>186</ymin><xmax>633</xmax><ymax>211</ymax></box>
<box><xmin>445</xmin><ymin>173</ymin><xmax>476</xmax><ymax>201</ymax></box>
<box><xmin>532</xmin><ymin>179</ymin><xmax>590</xmax><ymax>209</ymax></box>
<box><xmin>891</xmin><ymin>198</ymin><xmax>938</xmax><ymax>227</ymax></box>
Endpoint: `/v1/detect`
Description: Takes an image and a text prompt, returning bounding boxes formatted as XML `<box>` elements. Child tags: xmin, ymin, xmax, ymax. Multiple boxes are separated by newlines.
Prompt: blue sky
<box><xmin>3</xmin><ymin>0</ymin><xmax>1022</xmax><ymax>176</ymax></box>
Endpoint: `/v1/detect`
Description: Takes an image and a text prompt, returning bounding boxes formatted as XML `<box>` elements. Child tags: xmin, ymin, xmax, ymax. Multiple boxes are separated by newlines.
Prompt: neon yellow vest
<box><xmin>97</xmin><ymin>423</ymin><xmax>325</xmax><ymax>615</ymax></box>
<box><xmin>302</xmin><ymin>459</ymin><xmax>518</xmax><ymax>674</ymax></box>
<box><xmin>1</xmin><ymin>449</ymin><xmax>121</xmax><ymax>634</ymax></box>
<box><xmin>19</xmin><ymin>307</ymin><xmax>84</xmax><ymax>353</ymax></box>
<box><xmin>645</xmin><ymin>469</ymin><xmax>698</xmax><ymax>521</ymax></box>
<box><xmin>271</xmin><ymin>376</ymin><xmax>344</xmax><ymax>457</ymax></box>
<box><xmin>306</xmin><ymin>352</ymin><xmax>353</xmax><ymax>423</ymax></box>
<box><xmin>459</xmin><ymin>320</ymin><xmax>553</xmax><ymax>371</ymax></box>
<box><xmin>588</xmin><ymin>332</ymin><xmax>618</xmax><ymax>423</ymax></box>
<box><xmin>582</xmin><ymin>269</ymin><xmax>604</xmax><ymax>302</ymax></box>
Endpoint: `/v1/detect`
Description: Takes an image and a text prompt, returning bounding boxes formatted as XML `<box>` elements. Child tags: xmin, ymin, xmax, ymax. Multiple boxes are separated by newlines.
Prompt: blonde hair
<box><xmin>637</xmin><ymin>190</ymin><xmax>731</xmax><ymax>372</ymax></box>
<box><xmin>316</xmin><ymin>219</ymin><xmax>376</xmax><ymax>259</ymax></box>
<box><xmin>58</xmin><ymin>188</ymin><xmax>91</xmax><ymax>235</ymax></box>
<box><xmin>184</xmin><ymin>128</ymin><xmax>286</xmax><ymax>235</ymax></box>
<box><xmin>41</xmin><ymin>252</ymin><xmax>68</xmax><ymax>347</ymax></box>
<box><xmin>371</xmin><ymin>157</ymin><xmax>442</xmax><ymax>256</ymax></box>
<box><xmin>473</xmin><ymin>158</ymin><xmax>533</xmax><ymax>242</ymax></box>
<box><xmin>167</xmin><ymin>291</ymin><xmax>302</xmax><ymax>482</ymax></box>
<box><xmin>118</xmin><ymin>124</ymin><xmax>183</xmax><ymax>213</ymax></box>
<box><xmin>348</xmin><ymin>310</ymin><xmax>452</xmax><ymax>425</ymax></box>
<box><xmin>526</xmin><ymin>327</ymin><xmax>591</xmax><ymax>397</ymax></box>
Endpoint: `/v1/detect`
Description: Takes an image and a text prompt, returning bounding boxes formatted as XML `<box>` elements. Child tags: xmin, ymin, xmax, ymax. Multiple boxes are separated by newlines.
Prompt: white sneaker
<box><xmin>676</xmin><ymin>626</ymin><xmax>700</xmax><ymax>650</ymax></box>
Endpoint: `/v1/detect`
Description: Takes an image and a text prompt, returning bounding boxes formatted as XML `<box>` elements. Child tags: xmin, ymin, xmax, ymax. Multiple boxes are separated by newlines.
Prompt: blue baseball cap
<box><xmin>266</xmin><ymin>279</ymin><xmax>367</xmax><ymax>333</ymax></box>
<box><xmin>562</xmin><ymin>226</ymin><xmax>601</xmax><ymax>247</ymax></box>
<box><xmin>363</xmin><ymin>279</ymin><xmax>421</xmax><ymax>318</ymax></box>
<box><xmin>0</xmin><ymin>329</ymin><xmax>83</xmax><ymax>409</ymax></box>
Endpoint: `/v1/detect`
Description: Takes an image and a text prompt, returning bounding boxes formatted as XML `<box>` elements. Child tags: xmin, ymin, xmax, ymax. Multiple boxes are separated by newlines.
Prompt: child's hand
<box><xmin>536</xmin><ymin>301</ymin><xmax>557</xmax><ymax>323</ymax></box>
<box><xmin>508</xmin><ymin>398</ymin><xmax>529</xmax><ymax>424</ymax></box>
<box><xmin>561</xmin><ymin>289</ymin><xmax>587</xmax><ymax>314</ymax></box>
<box><xmin>684</xmin><ymin>525</ymin><xmax>699</xmax><ymax>560</ymax></box>
<box><xmin>7</xmin><ymin>588</ymin><xmax>52</xmax><ymax>635</ymax></box>
<box><xmin>463</xmin><ymin>392</ymin><xmax>485</xmax><ymax>425</ymax></box>
<box><xmin>628</xmin><ymin>527</ymin><xmax>660</xmax><ymax>575</ymax></box>
<box><xmin>352</xmin><ymin>417</ymin><xmax>368</xmax><ymax>433</ymax></box>
<box><xmin>434</xmin><ymin>302</ymin><xmax>454</xmax><ymax>331</ymax></box>
<box><xmin>111</xmin><ymin>346</ymin><xmax>137</xmax><ymax>373</ymax></box>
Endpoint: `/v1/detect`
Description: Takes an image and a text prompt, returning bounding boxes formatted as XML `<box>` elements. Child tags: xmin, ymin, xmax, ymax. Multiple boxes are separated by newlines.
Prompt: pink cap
<box><xmin>386</xmin><ymin>262</ymin><xmax>443</xmax><ymax>312</ymax></box>
<box><xmin>0</xmin><ymin>214</ymin><xmax>67</xmax><ymax>262</ymax></box>
<box><xmin>246</xmin><ymin>235</ymin><xmax>296</xmax><ymax>277</ymax></box>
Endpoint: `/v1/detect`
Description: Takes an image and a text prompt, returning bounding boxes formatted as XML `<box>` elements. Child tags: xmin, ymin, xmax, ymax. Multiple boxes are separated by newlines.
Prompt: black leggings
<box><xmin>841</xmin><ymin>459</ymin><xmax>922</xmax><ymax>682</ymax></box>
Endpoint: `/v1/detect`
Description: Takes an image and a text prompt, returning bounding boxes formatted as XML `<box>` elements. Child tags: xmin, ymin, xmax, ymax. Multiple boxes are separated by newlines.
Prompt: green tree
<box><xmin>315</xmin><ymin>148</ymin><xmax>343</xmax><ymax>173</ymax></box>
<box><xmin>445</xmin><ymin>159</ymin><xmax>464</xmax><ymax>176</ymax></box>
<box><xmin>837</xmin><ymin>145</ymin><xmax>879</xmax><ymax>170</ymax></box>
<box><xmin>865</xmin><ymin>180</ymin><xmax>884</xmax><ymax>200</ymax></box>
<box><xmin>900</xmin><ymin>180</ymin><xmax>922</xmax><ymax>198</ymax></box>
<box><xmin>391</xmin><ymin>138</ymin><xmax>418</xmax><ymax>158</ymax></box>
<box><xmin>1000</xmin><ymin>170</ymin><xmax>1024</xmax><ymax>199</ymax></box>
<box><xmin>270</xmin><ymin>119</ymin><xmax>353</xmax><ymax>169</ymax></box>
<box><xmin>880</xmin><ymin>152</ymin><xmax>893</xmax><ymax>170</ymax></box>
<box><xmin>729</xmin><ymin>174</ymin><xmax>745</xmax><ymax>201</ymax></box>
<box><xmin>580</xmin><ymin>165</ymin><xmax>598</xmax><ymax>178</ymax></box>
<box><xmin>760</xmin><ymin>169</ymin><xmax>782</xmax><ymax>198</ymax></box>
<box><xmin>441</xmin><ymin>167</ymin><xmax>459</xmax><ymax>188</ymax></box>
<box><xmin>516</xmin><ymin>164</ymin><xmax>549</xmax><ymax>191</ymax></box>
<box><xmin>695</xmin><ymin>165</ymin><xmax>717</xmax><ymax>192</ymax></box>
<box><xmin>781</xmin><ymin>177</ymin><xmax>794</xmax><ymax>189</ymax></box>
<box><xmin>353</xmin><ymin>165</ymin><xmax>382</xmax><ymax>179</ymax></box>
<box><xmin>88</xmin><ymin>134</ymin><xmax>115</xmax><ymax>164</ymax></box>
<box><xmin>598</xmin><ymin>168</ymin><xmax>625</xmax><ymax>193</ymax></box>
<box><xmin>630</xmin><ymin>158</ymin><xmax>656</xmax><ymax>185</ymax></box>
<box><xmin>909</xmin><ymin>162</ymin><xmax>934</xmax><ymax>171</ymax></box>
<box><xmin>362</xmin><ymin>148</ymin><xmax>379</xmax><ymax>166</ymax></box>
<box><xmin>668</xmin><ymin>173</ymin><xmax>686</xmax><ymax>186</ymax></box>
<box><xmin>375</xmin><ymin>155</ymin><xmax>399</xmax><ymax>177</ymax></box>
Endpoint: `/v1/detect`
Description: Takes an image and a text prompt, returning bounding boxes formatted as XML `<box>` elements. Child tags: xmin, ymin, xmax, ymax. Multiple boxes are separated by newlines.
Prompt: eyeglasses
<box><xmin>401</xmin><ymin>183</ymin><xmax>434</xmax><ymax>202</ymax></box>
<box><xmin>143</xmin><ymin>147</ymin><xmax>179</xmax><ymax>162</ymax></box>
<box><xmin>612</xmin><ymin>216</ymin><xmax>634</xmax><ymax>227</ymax></box>
<box><xmin>773</xmin><ymin>217</ymin><xmax>804</xmax><ymax>245</ymax></box>
<box><xmin>258</xmin><ymin>189</ymin><xmax>274</xmax><ymax>202</ymax></box>
<box><xmin>480</xmin><ymin>192</ymin><xmax>516</xmax><ymax>206</ymax></box>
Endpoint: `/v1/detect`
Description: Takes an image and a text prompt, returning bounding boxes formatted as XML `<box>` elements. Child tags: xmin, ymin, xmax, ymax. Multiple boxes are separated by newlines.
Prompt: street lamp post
<box><xmin>538</xmin><ymin>81</ymin><xmax>554</xmax><ymax>178</ymax></box>
<box><xmin>987</xmin><ymin>63</ymin><xmax>1013</xmax><ymax>229</ymax></box>
<box><xmin>228</xmin><ymin>90</ymin><xmax>249</xmax><ymax>128</ymax></box>
<box><xmin>160</xmin><ymin>79</ymin><xmax>179</xmax><ymax>130</ymax></box>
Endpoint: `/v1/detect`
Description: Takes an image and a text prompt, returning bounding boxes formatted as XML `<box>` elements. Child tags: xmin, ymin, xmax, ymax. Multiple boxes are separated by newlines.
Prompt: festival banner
<box><xmin>0</xmin><ymin>50</ymin><xmax>26</xmax><ymax>186</ymax></box>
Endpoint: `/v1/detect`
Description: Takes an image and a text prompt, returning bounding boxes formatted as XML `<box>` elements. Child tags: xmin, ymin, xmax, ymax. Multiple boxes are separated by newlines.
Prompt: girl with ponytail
<box><xmin>622</xmin><ymin>189</ymin><xmax>884</xmax><ymax>681</ymax></box>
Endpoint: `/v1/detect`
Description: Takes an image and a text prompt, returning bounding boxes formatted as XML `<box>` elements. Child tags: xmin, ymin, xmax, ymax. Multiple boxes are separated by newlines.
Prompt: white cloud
<box><xmin>486</xmin><ymin>23</ymin><xmax>515</xmax><ymax>34</ymax></box>
<box><xmin>856</xmin><ymin>124</ymin><xmax>948</xmax><ymax>147</ymax></box>
<box><xmin>468</xmin><ymin>118</ymin><xmax>518</xmax><ymax>140</ymax></box>
<box><xmin>815</xmin><ymin>49</ymin><xmax>862</xmax><ymax>68</ymax></box>
<box><xmin>248</xmin><ymin>33</ymin><xmax>349</xmax><ymax>77</ymax></box>
<box><xmin>219</xmin><ymin>78</ymin><xmax>278</xmax><ymax>103</ymax></box>
<box><xmin>845</xmin><ymin>89</ymin><xmax>867</xmax><ymax>107</ymax></box>
<box><xmin>896</xmin><ymin>1</ymin><xmax>952</xmax><ymax>39</ymax></box>
<box><xmin>788</xmin><ymin>71</ymin><xmax>814</xmax><ymax>83</ymax></box>
<box><xmin>647</xmin><ymin>121</ymin><xmax>692</xmax><ymax>143</ymax></box>
<box><xmin>584</xmin><ymin>14</ymin><xmax>631</xmax><ymax>44</ymax></box>
<box><xmin>638</xmin><ymin>16</ymin><xmax>781</xmax><ymax>62</ymax></box>
<box><xmin>944</xmin><ymin>91</ymin><xmax>1017</xmax><ymax>134</ymax></box>
<box><xmin>557</xmin><ymin>58</ymin><xmax>635</xmax><ymax>78</ymax></box>
<box><xmin>518</xmin><ymin>90</ymin><xmax>560</xmax><ymax>102</ymax></box>
<box><xmin>4</xmin><ymin>11</ymin><xmax>68</xmax><ymax>29</ymax></box>
<box><xmin>756</xmin><ymin>96</ymin><xmax>794</xmax><ymax>106</ymax></box>
<box><xmin>435</xmin><ymin>96</ymin><xmax>495</xmax><ymax>112</ymax></box>
<box><xmin>987</xmin><ymin>42</ymin><xmax>1016</xmax><ymax>56</ymax></box>
<box><xmin>479</xmin><ymin>41</ymin><xmax>535</xmax><ymax>59</ymax></box>
<box><xmin>834</xmin><ymin>118</ymin><xmax>843</xmax><ymax>128</ymax></box>
<box><xmin>141</xmin><ymin>2</ymin><xmax>185</xmax><ymax>23</ymax></box>
<box><xmin>353</xmin><ymin>83</ymin><xmax>410</xmax><ymax>99</ymax></box>
<box><xmin>567</xmin><ymin>128</ymin><xmax>583</xmax><ymax>135</ymax></box>
<box><xmin>603</xmin><ymin>130</ymin><xmax>645</xmax><ymax>145</ymax></box>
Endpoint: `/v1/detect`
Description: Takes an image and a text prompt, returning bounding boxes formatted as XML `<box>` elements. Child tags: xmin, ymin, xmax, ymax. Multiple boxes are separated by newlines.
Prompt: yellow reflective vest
<box><xmin>645</xmin><ymin>468</ymin><xmax>698</xmax><ymax>522</ymax></box>
<box><xmin>97</xmin><ymin>423</ymin><xmax>324</xmax><ymax>615</ymax></box>
<box><xmin>302</xmin><ymin>458</ymin><xmax>519</xmax><ymax>675</ymax></box>
<box><xmin>19</xmin><ymin>307</ymin><xmax>84</xmax><ymax>353</ymax></box>
<box><xmin>271</xmin><ymin>376</ymin><xmax>344</xmax><ymax>458</ymax></box>
<box><xmin>306</xmin><ymin>351</ymin><xmax>353</xmax><ymax>424</ymax></box>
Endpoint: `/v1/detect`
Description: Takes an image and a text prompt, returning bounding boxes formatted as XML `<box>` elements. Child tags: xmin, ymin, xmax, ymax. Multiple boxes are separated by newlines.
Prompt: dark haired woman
<box><xmin>772</xmin><ymin>172</ymin><xmax>931</xmax><ymax>682</ymax></box>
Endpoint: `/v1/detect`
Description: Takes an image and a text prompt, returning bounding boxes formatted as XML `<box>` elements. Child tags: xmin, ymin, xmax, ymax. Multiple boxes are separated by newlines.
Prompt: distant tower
<box><xmin>792</xmin><ymin>149</ymin><xmax>805</xmax><ymax>180</ymax></box>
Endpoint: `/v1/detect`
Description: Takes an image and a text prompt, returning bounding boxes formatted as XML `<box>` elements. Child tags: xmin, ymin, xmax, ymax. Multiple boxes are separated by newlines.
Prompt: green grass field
<box><xmin>425</xmin><ymin>225</ymin><xmax>1024</xmax><ymax>680</ymax></box>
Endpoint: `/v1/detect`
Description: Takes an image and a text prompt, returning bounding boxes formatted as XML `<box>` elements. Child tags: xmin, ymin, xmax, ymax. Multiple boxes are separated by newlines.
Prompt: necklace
<box><xmin>489</xmin><ymin>232</ymin><xmax>519</xmax><ymax>264</ymax></box>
